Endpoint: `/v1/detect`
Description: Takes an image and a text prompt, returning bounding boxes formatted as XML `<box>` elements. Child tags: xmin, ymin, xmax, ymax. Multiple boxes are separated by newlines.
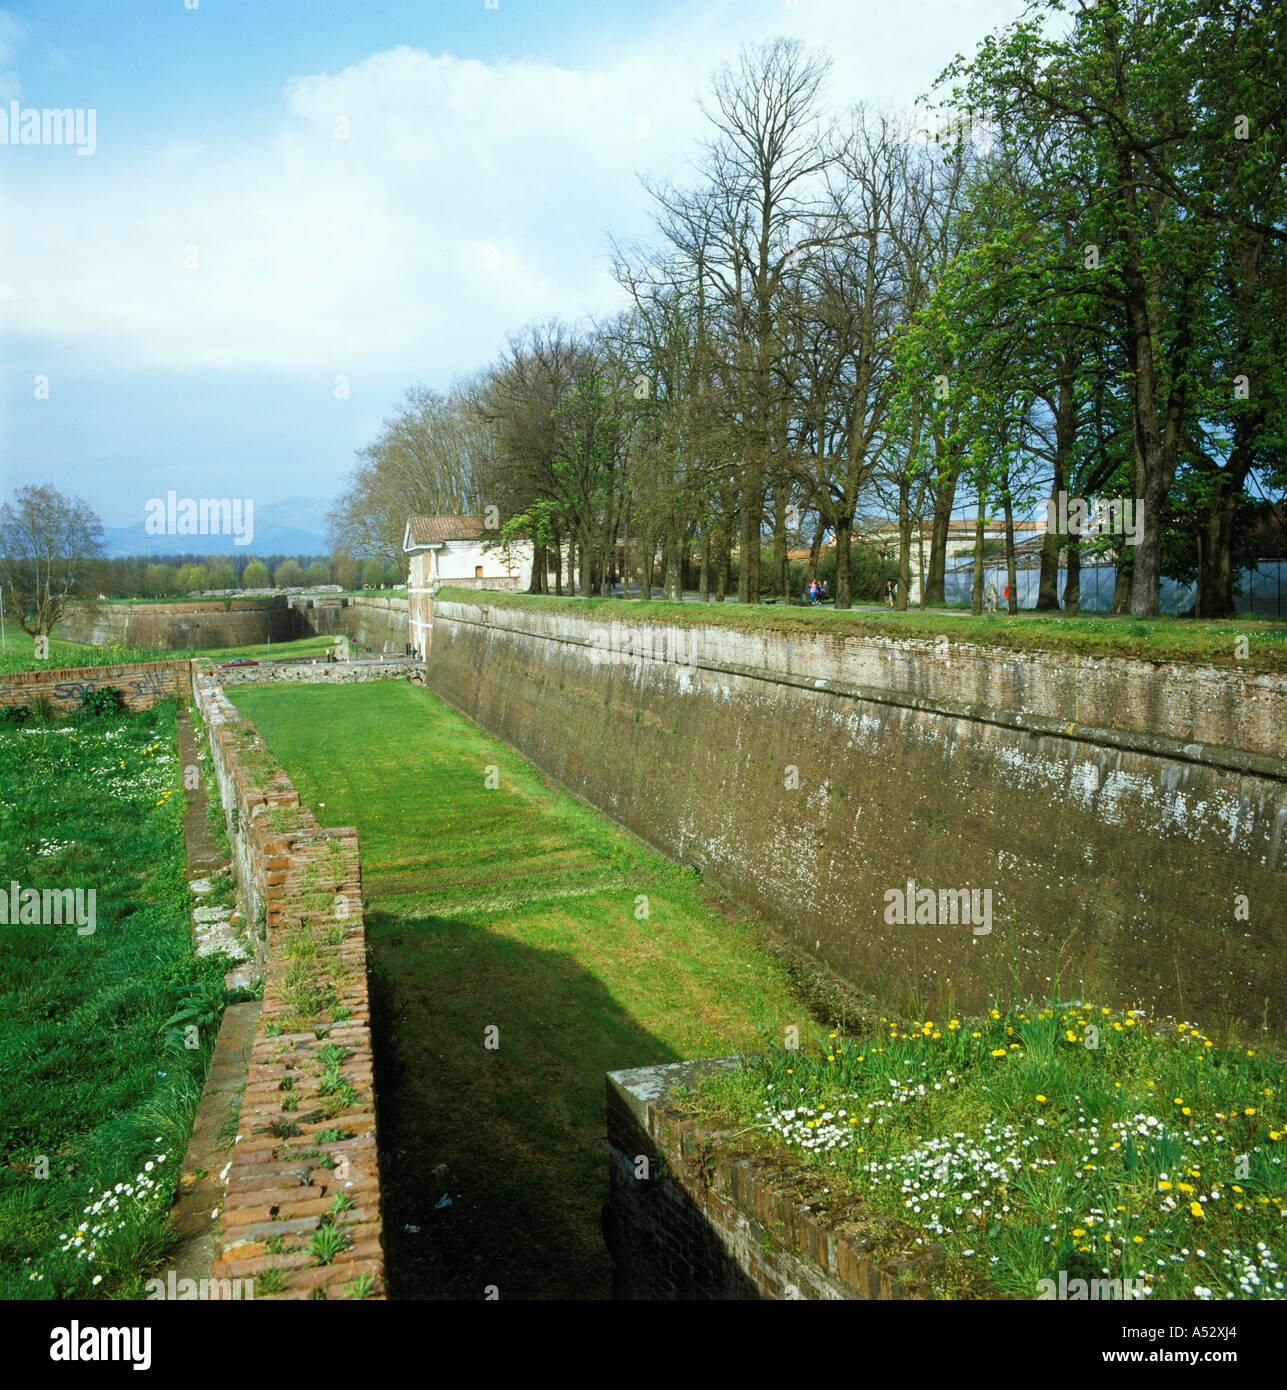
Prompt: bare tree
<box><xmin>0</xmin><ymin>484</ymin><xmax>105</xmax><ymax>637</ymax></box>
<box><xmin>659</xmin><ymin>38</ymin><xmax>835</xmax><ymax>602</ymax></box>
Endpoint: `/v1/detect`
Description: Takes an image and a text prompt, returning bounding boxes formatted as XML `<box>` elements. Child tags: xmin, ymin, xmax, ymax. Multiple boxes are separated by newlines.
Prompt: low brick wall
<box><xmin>203</xmin><ymin>657</ymin><xmax>417</xmax><ymax>687</ymax></box>
<box><xmin>0</xmin><ymin>660</ymin><xmax>192</xmax><ymax>713</ymax></box>
<box><xmin>605</xmin><ymin>1060</ymin><xmax>947</xmax><ymax>1300</ymax></box>
<box><xmin>194</xmin><ymin>672</ymin><xmax>385</xmax><ymax>1299</ymax></box>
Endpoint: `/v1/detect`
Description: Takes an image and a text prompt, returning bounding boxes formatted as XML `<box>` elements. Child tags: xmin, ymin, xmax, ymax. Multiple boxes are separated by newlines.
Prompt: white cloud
<box><xmin>0</xmin><ymin>7</ymin><xmax>21</xmax><ymax>99</ymax></box>
<box><xmin>0</xmin><ymin>1</ymin><xmax>1027</xmax><ymax>382</ymax></box>
<box><xmin>0</xmin><ymin>8</ymin><xmax>21</xmax><ymax>63</ymax></box>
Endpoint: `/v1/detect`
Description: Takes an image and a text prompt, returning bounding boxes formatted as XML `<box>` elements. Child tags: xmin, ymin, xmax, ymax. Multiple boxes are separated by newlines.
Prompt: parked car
<box><xmin>217</xmin><ymin>657</ymin><xmax>258</xmax><ymax>667</ymax></box>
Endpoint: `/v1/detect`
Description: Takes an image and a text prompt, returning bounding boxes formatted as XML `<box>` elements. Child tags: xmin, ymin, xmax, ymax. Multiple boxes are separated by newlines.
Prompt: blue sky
<box><xmin>1</xmin><ymin>0</ymin><xmax>1030</xmax><ymax>533</ymax></box>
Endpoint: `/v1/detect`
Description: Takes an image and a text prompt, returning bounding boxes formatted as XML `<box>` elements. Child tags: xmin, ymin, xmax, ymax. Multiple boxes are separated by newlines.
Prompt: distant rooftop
<box><xmin>404</xmin><ymin>516</ymin><xmax>483</xmax><ymax>548</ymax></box>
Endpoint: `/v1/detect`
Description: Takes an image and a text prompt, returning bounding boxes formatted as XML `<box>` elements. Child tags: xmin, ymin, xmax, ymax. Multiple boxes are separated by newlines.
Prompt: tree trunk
<box><xmin>834</xmin><ymin>518</ymin><xmax>853</xmax><ymax>609</ymax></box>
<box><xmin>1196</xmin><ymin>416</ymin><xmax>1256</xmax><ymax>619</ymax></box>
<box><xmin>737</xmin><ymin>476</ymin><xmax>763</xmax><ymax>603</ymax></box>
<box><xmin>896</xmin><ymin>480</ymin><xmax>912</xmax><ymax>613</ymax></box>
<box><xmin>1063</xmin><ymin>535</ymin><xmax>1081</xmax><ymax>616</ymax></box>
<box><xmin>1035</xmin><ymin>485</ymin><xmax>1063</xmax><ymax>611</ymax></box>
<box><xmin>1002</xmin><ymin>483</ymin><xmax>1017</xmax><ymax>616</ymax></box>
<box><xmin>1118</xmin><ymin>162</ymin><xmax>1188</xmax><ymax>618</ymax></box>
<box><xmin>970</xmin><ymin>490</ymin><xmax>986</xmax><ymax>617</ymax></box>
<box><xmin>924</xmin><ymin>422</ymin><xmax>959</xmax><ymax>606</ymax></box>
<box><xmin>1037</xmin><ymin>354</ymin><xmax>1077</xmax><ymax>610</ymax></box>
<box><xmin>664</xmin><ymin>524</ymin><xmax>682</xmax><ymax>601</ymax></box>
<box><xmin>807</xmin><ymin>519</ymin><xmax>824</xmax><ymax>586</ymax></box>
<box><xmin>1111</xmin><ymin>565</ymin><xmax>1133</xmax><ymax>613</ymax></box>
<box><xmin>770</xmin><ymin>484</ymin><xmax>788</xmax><ymax>598</ymax></box>
<box><xmin>917</xmin><ymin>525</ymin><xmax>926</xmax><ymax>609</ymax></box>
<box><xmin>699</xmin><ymin>525</ymin><xmax>711</xmax><ymax>603</ymax></box>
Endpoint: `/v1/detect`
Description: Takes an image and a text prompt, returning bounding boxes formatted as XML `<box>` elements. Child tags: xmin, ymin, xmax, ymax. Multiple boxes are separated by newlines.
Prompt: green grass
<box><xmin>0</xmin><ymin>630</ymin><xmax>344</xmax><ymax>674</ymax></box>
<box><xmin>690</xmin><ymin>1002</ymin><xmax>1286</xmax><ymax>1301</ymax></box>
<box><xmin>228</xmin><ymin>679</ymin><xmax>826</xmax><ymax>1298</ymax></box>
<box><xmin>0</xmin><ymin>631</ymin><xmax>185</xmax><ymax>675</ymax></box>
<box><xmin>438</xmin><ymin>587</ymin><xmax>1287</xmax><ymax>674</ymax></box>
<box><xmin>0</xmin><ymin>700</ymin><xmax>229</xmax><ymax>1299</ymax></box>
<box><xmin>193</xmin><ymin>634</ymin><xmax>341</xmax><ymax>662</ymax></box>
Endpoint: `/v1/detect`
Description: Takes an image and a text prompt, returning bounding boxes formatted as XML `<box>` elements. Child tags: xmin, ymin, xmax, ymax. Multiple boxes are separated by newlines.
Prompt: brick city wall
<box><xmin>59</xmin><ymin>598</ymin><xmax>300</xmax><ymax>650</ymax></box>
<box><xmin>0</xmin><ymin>660</ymin><xmax>192</xmax><ymax>713</ymax></box>
<box><xmin>429</xmin><ymin>597</ymin><xmax>1287</xmax><ymax>1032</ymax></box>
<box><xmin>346</xmin><ymin>595</ymin><xmax>410</xmax><ymax>656</ymax></box>
<box><xmin>59</xmin><ymin>594</ymin><xmax>409</xmax><ymax>656</ymax></box>
<box><xmin>604</xmin><ymin>1060</ymin><xmax>945</xmax><ymax>1300</ymax></box>
<box><xmin>194</xmin><ymin>673</ymin><xmax>385</xmax><ymax>1299</ymax></box>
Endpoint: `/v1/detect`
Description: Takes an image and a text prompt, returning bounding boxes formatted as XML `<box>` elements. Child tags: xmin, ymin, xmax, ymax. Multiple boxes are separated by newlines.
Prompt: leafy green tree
<box><xmin>333</xmin><ymin>554</ymin><xmax>360</xmax><ymax>590</ymax></box>
<box><xmin>241</xmin><ymin>559</ymin><xmax>271</xmax><ymax>588</ymax></box>
<box><xmin>175</xmin><ymin>563</ymin><xmax>206</xmax><ymax>594</ymax></box>
<box><xmin>143</xmin><ymin>563</ymin><xmax>176</xmax><ymax>597</ymax></box>
<box><xmin>361</xmin><ymin>559</ymin><xmax>385</xmax><ymax>589</ymax></box>
<box><xmin>940</xmin><ymin>0</ymin><xmax>1287</xmax><ymax>616</ymax></box>
<box><xmin>205</xmin><ymin>558</ymin><xmax>237</xmax><ymax>589</ymax></box>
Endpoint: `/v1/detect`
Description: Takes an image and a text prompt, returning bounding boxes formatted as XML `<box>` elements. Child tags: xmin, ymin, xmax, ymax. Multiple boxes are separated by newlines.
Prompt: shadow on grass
<box><xmin>368</xmin><ymin>909</ymin><xmax>682</xmax><ymax>1300</ymax></box>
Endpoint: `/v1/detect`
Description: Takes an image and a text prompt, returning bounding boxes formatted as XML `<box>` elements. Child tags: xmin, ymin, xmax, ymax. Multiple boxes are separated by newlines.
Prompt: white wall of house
<box><xmin>405</xmin><ymin>540</ymin><xmax>536</xmax><ymax>659</ymax></box>
<box><xmin>431</xmin><ymin>540</ymin><xmax>534</xmax><ymax>587</ymax></box>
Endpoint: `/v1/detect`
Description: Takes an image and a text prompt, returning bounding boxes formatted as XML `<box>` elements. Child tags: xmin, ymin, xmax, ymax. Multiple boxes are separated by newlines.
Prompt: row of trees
<box><xmin>334</xmin><ymin>1</ymin><xmax>1285</xmax><ymax>618</ymax></box>
<box><xmin>88</xmin><ymin>553</ymin><xmax>401</xmax><ymax>598</ymax></box>
<box><xmin>0</xmin><ymin>484</ymin><xmax>403</xmax><ymax>637</ymax></box>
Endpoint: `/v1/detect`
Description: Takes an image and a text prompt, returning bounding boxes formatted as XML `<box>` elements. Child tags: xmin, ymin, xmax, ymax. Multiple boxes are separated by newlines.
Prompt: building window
<box><xmin>475</xmin><ymin>565</ymin><xmax>483</xmax><ymax>579</ymax></box>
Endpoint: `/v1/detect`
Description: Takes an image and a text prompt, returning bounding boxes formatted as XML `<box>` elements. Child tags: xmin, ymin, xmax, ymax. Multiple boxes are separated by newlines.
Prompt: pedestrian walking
<box><xmin>985</xmin><ymin>576</ymin><xmax>998</xmax><ymax>613</ymax></box>
<box><xmin>885</xmin><ymin>579</ymin><xmax>894</xmax><ymax>608</ymax></box>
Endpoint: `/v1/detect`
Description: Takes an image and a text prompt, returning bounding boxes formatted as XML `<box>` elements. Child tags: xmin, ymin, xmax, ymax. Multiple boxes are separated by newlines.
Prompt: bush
<box><xmin>29</xmin><ymin>693</ymin><xmax>56</xmax><ymax>726</ymax></box>
<box><xmin>78</xmin><ymin>685</ymin><xmax>127</xmax><ymax>719</ymax></box>
<box><xmin>0</xmin><ymin>703</ymin><xmax>31</xmax><ymax>728</ymax></box>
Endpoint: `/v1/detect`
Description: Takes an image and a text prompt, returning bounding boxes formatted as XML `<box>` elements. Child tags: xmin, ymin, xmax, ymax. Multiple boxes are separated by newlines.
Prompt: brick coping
<box><xmin>196</xmin><ymin>672</ymin><xmax>386</xmax><ymax>1300</ymax></box>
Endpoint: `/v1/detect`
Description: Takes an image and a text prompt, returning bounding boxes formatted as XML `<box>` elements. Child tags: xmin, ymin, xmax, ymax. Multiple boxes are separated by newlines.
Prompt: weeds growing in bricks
<box><xmin>307</xmin><ymin>1225</ymin><xmax>349</xmax><ymax>1265</ymax></box>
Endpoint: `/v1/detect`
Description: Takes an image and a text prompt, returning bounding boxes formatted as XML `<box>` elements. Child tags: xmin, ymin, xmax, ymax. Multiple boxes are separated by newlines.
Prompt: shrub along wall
<box><xmin>428</xmin><ymin>597</ymin><xmax>1287</xmax><ymax>1033</ymax></box>
<box><xmin>0</xmin><ymin>660</ymin><xmax>192</xmax><ymax>713</ymax></box>
<box><xmin>195</xmin><ymin>673</ymin><xmax>385</xmax><ymax>1299</ymax></box>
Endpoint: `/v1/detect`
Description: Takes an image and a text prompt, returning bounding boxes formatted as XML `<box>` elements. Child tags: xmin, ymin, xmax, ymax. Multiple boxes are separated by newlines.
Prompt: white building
<box><xmin>403</xmin><ymin>515</ymin><xmax>534</xmax><ymax>658</ymax></box>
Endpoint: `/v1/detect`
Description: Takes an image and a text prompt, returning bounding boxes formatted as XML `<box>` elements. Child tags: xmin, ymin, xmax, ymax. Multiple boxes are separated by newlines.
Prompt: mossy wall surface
<box><xmin>58</xmin><ymin>595</ymin><xmax>408</xmax><ymax>655</ymax></box>
<box><xmin>59</xmin><ymin>599</ymin><xmax>300</xmax><ymax>649</ymax></box>
<box><xmin>428</xmin><ymin>598</ymin><xmax>1287</xmax><ymax>1031</ymax></box>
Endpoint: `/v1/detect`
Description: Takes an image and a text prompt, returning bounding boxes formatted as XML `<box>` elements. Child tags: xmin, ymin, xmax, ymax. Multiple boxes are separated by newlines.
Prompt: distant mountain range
<box><xmin>100</xmin><ymin>495</ymin><xmax>332</xmax><ymax>559</ymax></box>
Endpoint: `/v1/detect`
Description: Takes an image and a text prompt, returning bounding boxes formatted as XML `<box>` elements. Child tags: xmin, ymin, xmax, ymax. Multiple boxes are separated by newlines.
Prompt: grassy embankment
<box><xmin>228</xmin><ymin>679</ymin><xmax>826</xmax><ymax>1299</ymax></box>
<box><xmin>233</xmin><ymin>674</ymin><xmax>1286</xmax><ymax>1303</ymax></box>
<box><xmin>688</xmin><ymin>1006</ymin><xmax>1285</xmax><ymax>1300</ymax></box>
<box><xmin>0</xmin><ymin>629</ymin><xmax>341</xmax><ymax>674</ymax></box>
<box><xmin>0</xmin><ymin>700</ymin><xmax>229</xmax><ymax>1299</ymax></box>
<box><xmin>437</xmin><ymin>587</ymin><xmax>1287</xmax><ymax>674</ymax></box>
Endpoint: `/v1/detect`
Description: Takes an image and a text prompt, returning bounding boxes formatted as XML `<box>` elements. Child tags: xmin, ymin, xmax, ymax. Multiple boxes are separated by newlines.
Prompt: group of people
<box><xmin>984</xmin><ymin>576</ymin><xmax>1010</xmax><ymax>613</ymax></box>
<box><xmin>804</xmin><ymin>575</ymin><xmax>1013</xmax><ymax>610</ymax></box>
